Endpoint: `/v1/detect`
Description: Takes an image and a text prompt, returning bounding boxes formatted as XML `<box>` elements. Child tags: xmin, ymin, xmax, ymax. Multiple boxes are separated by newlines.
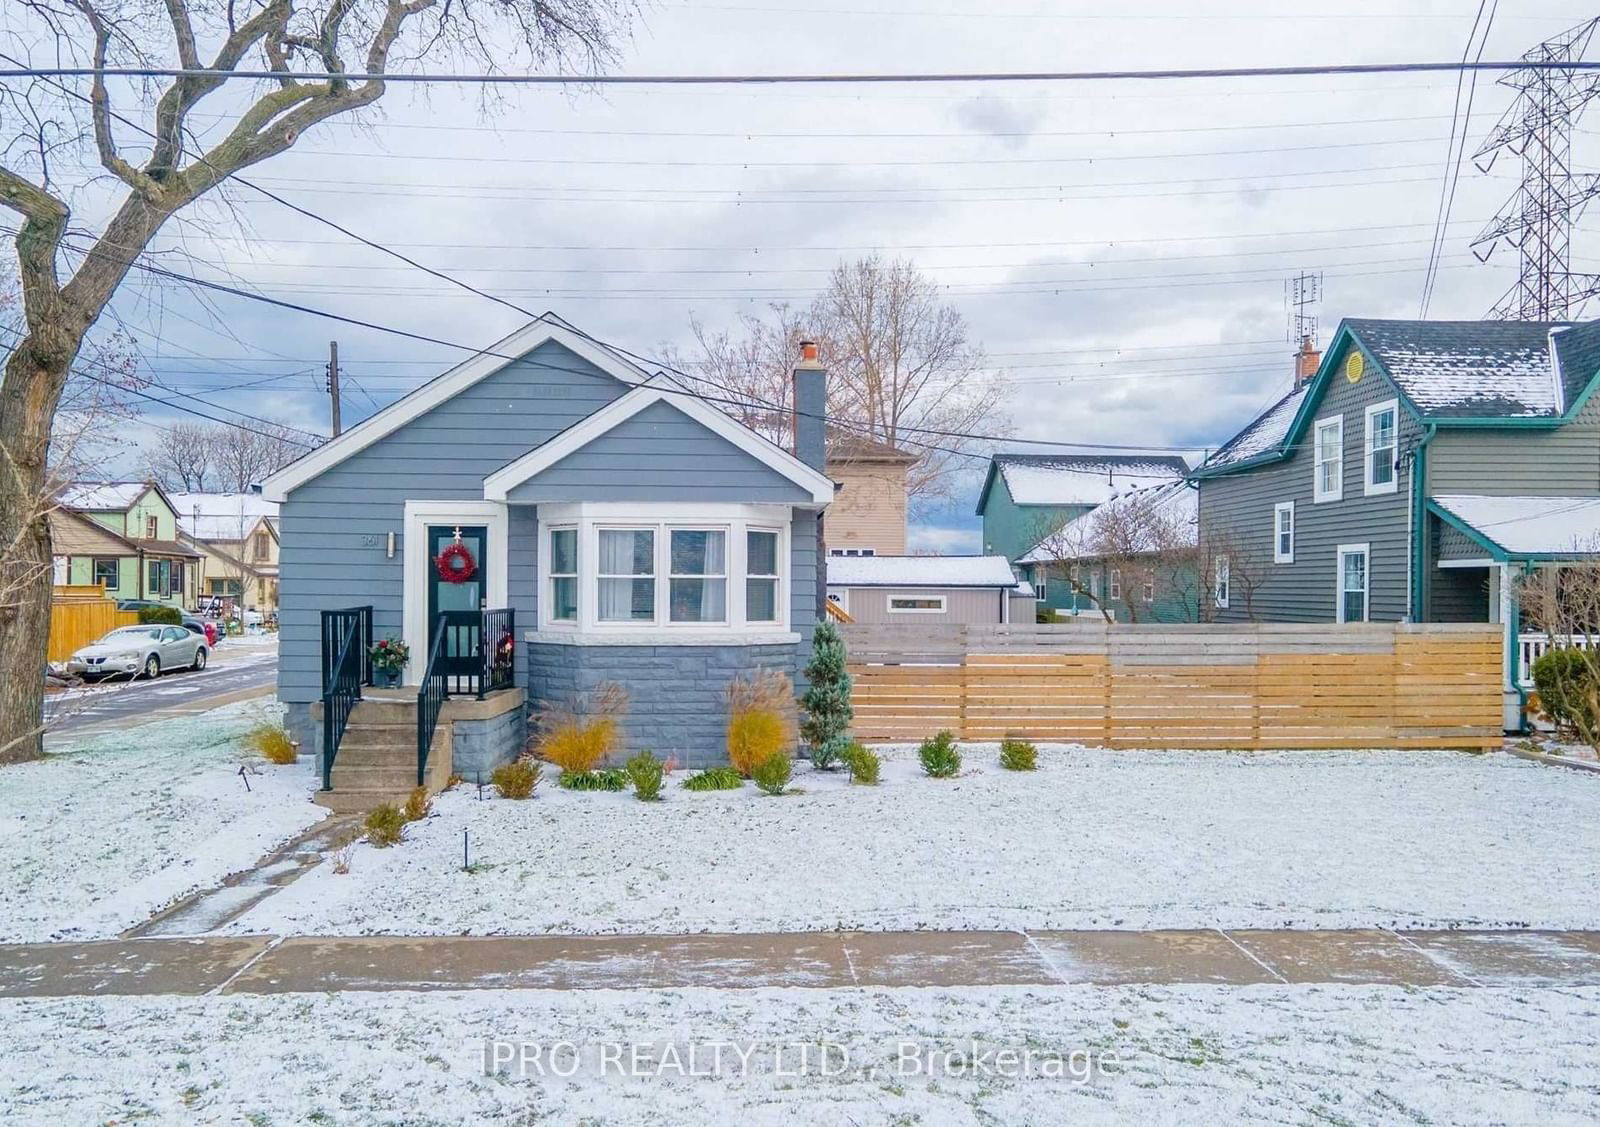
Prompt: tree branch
<box><xmin>0</xmin><ymin>165</ymin><xmax>66</xmax><ymax>317</ymax></box>
<box><xmin>70</xmin><ymin>0</ymin><xmax>161</xmax><ymax>196</ymax></box>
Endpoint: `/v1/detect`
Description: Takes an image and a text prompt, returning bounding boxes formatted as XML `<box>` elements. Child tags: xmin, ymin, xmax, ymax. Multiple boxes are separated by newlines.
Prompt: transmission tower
<box><xmin>1471</xmin><ymin>17</ymin><xmax>1600</xmax><ymax>320</ymax></box>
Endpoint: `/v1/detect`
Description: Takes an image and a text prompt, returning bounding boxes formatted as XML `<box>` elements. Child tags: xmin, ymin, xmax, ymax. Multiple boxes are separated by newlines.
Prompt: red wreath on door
<box><xmin>434</xmin><ymin>542</ymin><xmax>478</xmax><ymax>584</ymax></box>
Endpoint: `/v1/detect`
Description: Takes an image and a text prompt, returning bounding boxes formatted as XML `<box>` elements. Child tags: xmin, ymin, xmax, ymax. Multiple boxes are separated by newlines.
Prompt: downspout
<box><xmin>1408</xmin><ymin>423</ymin><xmax>1437</xmax><ymax>622</ymax></box>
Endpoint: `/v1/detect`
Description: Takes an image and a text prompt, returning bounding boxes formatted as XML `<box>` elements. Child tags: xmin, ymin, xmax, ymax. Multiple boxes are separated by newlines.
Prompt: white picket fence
<box><xmin>1519</xmin><ymin>632</ymin><xmax>1592</xmax><ymax>689</ymax></box>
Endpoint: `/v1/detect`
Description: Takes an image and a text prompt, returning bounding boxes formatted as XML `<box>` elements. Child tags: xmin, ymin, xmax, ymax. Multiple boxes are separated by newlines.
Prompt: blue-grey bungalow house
<box><xmin>263</xmin><ymin>316</ymin><xmax>834</xmax><ymax>807</ymax></box>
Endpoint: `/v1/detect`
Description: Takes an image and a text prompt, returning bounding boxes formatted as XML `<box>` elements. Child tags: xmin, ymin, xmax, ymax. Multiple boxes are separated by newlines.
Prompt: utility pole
<box><xmin>326</xmin><ymin>340</ymin><xmax>342</xmax><ymax>437</ymax></box>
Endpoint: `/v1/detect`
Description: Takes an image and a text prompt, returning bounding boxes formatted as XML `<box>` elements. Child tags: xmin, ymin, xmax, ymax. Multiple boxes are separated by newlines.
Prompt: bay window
<box><xmin>538</xmin><ymin>503</ymin><xmax>791</xmax><ymax>637</ymax></box>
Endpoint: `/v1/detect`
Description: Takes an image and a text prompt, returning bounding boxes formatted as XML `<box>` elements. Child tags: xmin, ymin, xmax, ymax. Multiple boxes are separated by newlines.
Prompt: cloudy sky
<box><xmin>9</xmin><ymin>1</ymin><xmax>1599</xmax><ymax>551</ymax></box>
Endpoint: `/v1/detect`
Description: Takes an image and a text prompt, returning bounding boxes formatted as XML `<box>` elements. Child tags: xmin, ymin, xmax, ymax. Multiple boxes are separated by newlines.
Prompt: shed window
<box><xmin>1314</xmin><ymin>415</ymin><xmax>1343</xmax><ymax>503</ymax></box>
<box><xmin>888</xmin><ymin>596</ymin><xmax>946</xmax><ymax>613</ymax></box>
<box><xmin>1365</xmin><ymin>400</ymin><xmax>1398</xmax><ymax>495</ymax></box>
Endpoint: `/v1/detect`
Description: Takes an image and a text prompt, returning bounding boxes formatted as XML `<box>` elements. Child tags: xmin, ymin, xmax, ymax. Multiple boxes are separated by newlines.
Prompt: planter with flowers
<box><xmin>370</xmin><ymin>637</ymin><xmax>410</xmax><ymax>687</ymax></box>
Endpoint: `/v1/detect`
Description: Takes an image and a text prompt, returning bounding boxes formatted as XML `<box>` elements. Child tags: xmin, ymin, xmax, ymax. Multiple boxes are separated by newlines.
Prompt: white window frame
<box><xmin>547</xmin><ymin>525</ymin><xmax>580</xmax><ymax>623</ymax></box>
<box><xmin>1089</xmin><ymin>570</ymin><xmax>1101</xmax><ymax>599</ymax></box>
<box><xmin>665</xmin><ymin>526</ymin><xmax>728</xmax><ymax>625</ymax></box>
<box><xmin>887</xmin><ymin>593</ymin><xmax>947</xmax><ymax>614</ymax></box>
<box><xmin>1213</xmin><ymin>554</ymin><xmax>1230</xmax><ymax>610</ymax></box>
<box><xmin>1141</xmin><ymin>572</ymin><xmax>1155</xmax><ymax>604</ymax></box>
<box><xmin>1273</xmin><ymin>500</ymin><xmax>1296</xmax><ymax>564</ymax></box>
<box><xmin>1364</xmin><ymin>398</ymin><xmax>1399</xmax><ymax>496</ymax></box>
<box><xmin>534</xmin><ymin>502</ymin><xmax>793</xmax><ymax>643</ymax></box>
<box><xmin>1336</xmin><ymin>542</ymin><xmax>1370</xmax><ymax>624</ymax></box>
<box><xmin>1313</xmin><ymin>414</ymin><xmax>1344</xmax><ymax>503</ymax></box>
<box><xmin>1033</xmin><ymin>568</ymin><xmax>1047</xmax><ymax>603</ymax></box>
<box><xmin>745</xmin><ymin>528</ymin><xmax>781</xmax><ymax>624</ymax></box>
<box><xmin>1109</xmin><ymin>569</ymin><xmax>1122</xmax><ymax>600</ymax></box>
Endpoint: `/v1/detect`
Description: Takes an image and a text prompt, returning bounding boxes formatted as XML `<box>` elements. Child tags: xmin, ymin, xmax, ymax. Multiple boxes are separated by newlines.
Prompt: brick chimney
<box><xmin>1295</xmin><ymin>336</ymin><xmax>1321</xmax><ymax>386</ymax></box>
<box><xmin>792</xmin><ymin>339</ymin><xmax>826</xmax><ymax>471</ymax></box>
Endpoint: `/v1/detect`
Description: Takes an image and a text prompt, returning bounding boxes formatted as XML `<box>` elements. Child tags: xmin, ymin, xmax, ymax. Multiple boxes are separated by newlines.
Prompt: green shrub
<box><xmin>557</xmin><ymin>767</ymin><xmax>629</xmax><ymax>792</ymax></box>
<box><xmin>999</xmin><ymin>736</ymin><xmax>1037</xmax><ymax>771</ymax></box>
<box><xmin>364</xmin><ymin>804</ymin><xmax>406</xmax><ymax>847</ymax></box>
<box><xmin>800</xmin><ymin>621</ymin><xmax>853</xmax><ymax>768</ymax></box>
<box><xmin>491</xmin><ymin>758</ymin><xmax>542</xmax><ymax>799</ymax></box>
<box><xmin>682</xmin><ymin>766</ymin><xmax>745</xmax><ymax>792</ymax></box>
<box><xmin>137</xmin><ymin>605</ymin><xmax>182</xmax><ymax>625</ymax></box>
<box><xmin>918</xmin><ymin>730</ymin><xmax>962</xmax><ymax>778</ymax></box>
<box><xmin>843</xmin><ymin>741</ymin><xmax>880</xmax><ymax>785</ymax></box>
<box><xmin>1532</xmin><ymin>647</ymin><xmax>1598</xmax><ymax>739</ymax></box>
<box><xmin>751</xmin><ymin>751</ymin><xmax>793</xmax><ymax>796</ymax></box>
<box><xmin>626</xmin><ymin>751</ymin><xmax>665</xmax><ymax>801</ymax></box>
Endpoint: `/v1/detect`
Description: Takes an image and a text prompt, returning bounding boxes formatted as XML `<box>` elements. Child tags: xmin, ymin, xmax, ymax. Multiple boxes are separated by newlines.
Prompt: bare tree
<box><xmin>1029</xmin><ymin>485</ymin><xmax>1198</xmax><ymax>624</ymax></box>
<box><xmin>210</xmin><ymin>421</ymin><xmax>305</xmax><ymax>491</ymax></box>
<box><xmin>1198</xmin><ymin>522</ymin><xmax>1269</xmax><ymax>622</ymax></box>
<box><xmin>142</xmin><ymin>421</ymin><xmax>218</xmax><ymax>491</ymax></box>
<box><xmin>673</xmin><ymin>257</ymin><xmax>1008</xmax><ymax>510</ymax></box>
<box><xmin>0</xmin><ymin>0</ymin><xmax>639</xmax><ymax>762</ymax></box>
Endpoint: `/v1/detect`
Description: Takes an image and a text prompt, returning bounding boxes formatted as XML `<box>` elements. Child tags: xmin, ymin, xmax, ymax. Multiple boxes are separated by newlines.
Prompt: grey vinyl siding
<box><xmin>832</xmin><ymin>586</ymin><xmax>1010</xmax><ymax>625</ymax></box>
<box><xmin>278</xmin><ymin>340</ymin><xmax>628</xmax><ymax>704</ymax></box>
<box><xmin>505</xmin><ymin>399</ymin><xmax>813</xmax><ymax>504</ymax></box>
<box><xmin>1431</xmin><ymin>565</ymin><xmax>1490</xmax><ymax>622</ymax></box>
<box><xmin>1198</xmin><ymin>353</ymin><xmax>1417</xmax><ymax>623</ymax></box>
<box><xmin>1428</xmin><ymin>390</ymin><xmax>1600</xmax><ymax>495</ymax></box>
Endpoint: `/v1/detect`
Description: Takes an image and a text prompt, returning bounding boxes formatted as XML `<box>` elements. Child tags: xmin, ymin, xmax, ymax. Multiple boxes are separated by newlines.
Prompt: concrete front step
<box><xmin>329</xmin><ymin>763</ymin><xmax>424</xmax><ymax>791</ymax></box>
<box><xmin>313</xmin><ymin>788</ymin><xmax>420</xmax><ymax>814</ymax></box>
<box><xmin>331</xmin><ymin>744</ymin><xmax>418</xmax><ymax>767</ymax></box>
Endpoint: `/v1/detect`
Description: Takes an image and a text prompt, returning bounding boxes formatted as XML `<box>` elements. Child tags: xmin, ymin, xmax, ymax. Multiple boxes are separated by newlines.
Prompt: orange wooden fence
<box><xmin>843</xmin><ymin>622</ymin><xmax>1503</xmax><ymax>750</ymax></box>
<box><xmin>48</xmin><ymin>588</ymin><xmax>138</xmax><ymax>663</ymax></box>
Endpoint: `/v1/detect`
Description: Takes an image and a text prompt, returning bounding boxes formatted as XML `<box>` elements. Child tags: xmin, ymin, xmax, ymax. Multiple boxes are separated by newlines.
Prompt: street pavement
<box><xmin>43</xmin><ymin>635</ymin><xmax>279</xmax><ymax>740</ymax></box>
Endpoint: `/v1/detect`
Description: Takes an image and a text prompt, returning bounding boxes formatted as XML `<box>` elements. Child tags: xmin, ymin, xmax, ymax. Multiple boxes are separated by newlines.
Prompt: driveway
<box><xmin>44</xmin><ymin>636</ymin><xmax>279</xmax><ymax>739</ymax></box>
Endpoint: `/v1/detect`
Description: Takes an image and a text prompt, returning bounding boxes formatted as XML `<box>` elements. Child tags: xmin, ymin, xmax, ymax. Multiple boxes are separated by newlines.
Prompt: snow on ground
<box><xmin>0</xmin><ymin>700</ymin><xmax>323</xmax><ymax>942</ymax></box>
<box><xmin>3</xmin><ymin>983</ymin><xmax>1597</xmax><ymax>1124</ymax></box>
<box><xmin>237</xmin><ymin>745</ymin><xmax>1600</xmax><ymax>937</ymax></box>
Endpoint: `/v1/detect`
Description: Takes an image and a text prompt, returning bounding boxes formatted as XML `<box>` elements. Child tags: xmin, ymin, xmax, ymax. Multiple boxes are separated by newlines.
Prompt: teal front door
<box><xmin>427</xmin><ymin>525</ymin><xmax>487</xmax><ymax>693</ymax></box>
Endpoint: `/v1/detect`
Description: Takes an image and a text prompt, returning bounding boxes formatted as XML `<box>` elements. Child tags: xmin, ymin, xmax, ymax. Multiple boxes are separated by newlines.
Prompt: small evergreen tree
<box><xmin>800</xmin><ymin>620</ymin><xmax>854</xmax><ymax>769</ymax></box>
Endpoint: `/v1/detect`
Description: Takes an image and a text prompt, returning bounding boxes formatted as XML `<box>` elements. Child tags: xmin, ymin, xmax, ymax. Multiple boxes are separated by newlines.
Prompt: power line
<box><xmin>12</xmin><ymin>59</ymin><xmax>1600</xmax><ymax>85</ymax></box>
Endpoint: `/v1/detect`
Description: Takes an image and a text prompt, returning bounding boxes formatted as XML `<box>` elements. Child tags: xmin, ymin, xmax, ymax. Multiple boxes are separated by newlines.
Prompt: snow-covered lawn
<box><xmin>0</xmin><ymin>701</ymin><xmax>323</xmax><ymax>942</ymax></box>
<box><xmin>237</xmin><ymin>745</ymin><xmax>1600</xmax><ymax>937</ymax></box>
<box><xmin>3</xmin><ymin>984</ymin><xmax>1597</xmax><ymax>1124</ymax></box>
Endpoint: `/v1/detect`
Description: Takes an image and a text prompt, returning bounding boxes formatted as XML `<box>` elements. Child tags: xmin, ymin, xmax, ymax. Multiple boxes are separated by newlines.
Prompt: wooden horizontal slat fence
<box><xmin>842</xmin><ymin>622</ymin><xmax>1503</xmax><ymax>750</ymax></box>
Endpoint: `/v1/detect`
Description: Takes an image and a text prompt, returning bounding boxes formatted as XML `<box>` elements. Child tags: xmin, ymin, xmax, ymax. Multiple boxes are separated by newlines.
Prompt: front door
<box><xmin>427</xmin><ymin>525</ymin><xmax>487</xmax><ymax>693</ymax></box>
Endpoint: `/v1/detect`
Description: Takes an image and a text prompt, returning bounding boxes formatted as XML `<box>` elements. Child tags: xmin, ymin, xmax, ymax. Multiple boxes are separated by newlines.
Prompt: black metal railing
<box><xmin>482</xmin><ymin>607</ymin><xmax>516</xmax><ymax>698</ymax></box>
<box><xmin>417</xmin><ymin>617</ymin><xmax>448</xmax><ymax>786</ymax></box>
<box><xmin>320</xmin><ymin>605</ymin><xmax>373</xmax><ymax>791</ymax></box>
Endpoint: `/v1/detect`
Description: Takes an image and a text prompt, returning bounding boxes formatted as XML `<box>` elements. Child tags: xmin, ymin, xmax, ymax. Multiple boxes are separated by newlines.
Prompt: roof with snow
<box><xmin>1017</xmin><ymin>480</ymin><xmax>1197</xmax><ymax>564</ymax></box>
<box><xmin>976</xmin><ymin>453</ymin><xmax>1191</xmax><ymax>514</ymax></box>
<box><xmin>1197</xmin><ymin>385</ymin><xmax>1309</xmax><ymax>472</ymax></box>
<box><xmin>1431</xmin><ymin>494</ymin><xmax>1600</xmax><ymax>559</ymax></box>
<box><xmin>170</xmin><ymin>492</ymin><xmax>279</xmax><ymax>541</ymax></box>
<box><xmin>826</xmin><ymin>554</ymin><xmax>1023</xmax><ymax>589</ymax></box>
<box><xmin>56</xmin><ymin>481</ymin><xmax>152</xmax><ymax>511</ymax></box>
<box><xmin>1342</xmin><ymin>318</ymin><xmax>1581</xmax><ymax>419</ymax></box>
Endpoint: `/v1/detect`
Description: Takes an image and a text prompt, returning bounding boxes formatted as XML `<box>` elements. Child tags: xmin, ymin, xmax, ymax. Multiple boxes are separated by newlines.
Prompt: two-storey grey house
<box><xmin>263</xmin><ymin>315</ymin><xmax>834</xmax><ymax>797</ymax></box>
<box><xmin>1193</xmin><ymin>317</ymin><xmax>1600</xmax><ymax>728</ymax></box>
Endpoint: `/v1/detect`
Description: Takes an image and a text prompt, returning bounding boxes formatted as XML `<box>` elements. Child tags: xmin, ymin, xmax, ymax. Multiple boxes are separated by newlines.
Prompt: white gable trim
<box><xmin>261</xmin><ymin>318</ymin><xmax>653</xmax><ymax>502</ymax></box>
<box><xmin>483</xmin><ymin>382</ymin><xmax>834</xmax><ymax>505</ymax></box>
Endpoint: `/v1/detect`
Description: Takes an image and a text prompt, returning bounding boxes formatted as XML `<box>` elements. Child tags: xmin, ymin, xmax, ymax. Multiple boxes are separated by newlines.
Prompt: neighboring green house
<box><xmin>53</xmin><ymin>481</ymin><xmax>199</xmax><ymax>607</ymax></box>
<box><xmin>975</xmin><ymin>453</ymin><xmax>1191</xmax><ymax>616</ymax></box>
<box><xmin>1016</xmin><ymin>479</ymin><xmax>1201</xmax><ymax>623</ymax></box>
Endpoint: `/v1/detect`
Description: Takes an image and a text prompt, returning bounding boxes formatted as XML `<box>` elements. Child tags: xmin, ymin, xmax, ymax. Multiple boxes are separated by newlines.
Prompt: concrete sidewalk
<box><xmin>3</xmin><ymin>928</ymin><xmax>1598</xmax><ymax>998</ymax></box>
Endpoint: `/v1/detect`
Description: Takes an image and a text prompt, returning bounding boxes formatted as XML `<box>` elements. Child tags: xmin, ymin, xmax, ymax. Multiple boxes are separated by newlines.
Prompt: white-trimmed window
<box><xmin>1109</xmin><ymin>569</ymin><xmax>1122</xmax><ymax>600</ymax></box>
<box><xmin>538</xmin><ymin>503</ymin><xmax>790</xmax><ymax>637</ymax></box>
<box><xmin>549</xmin><ymin>527</ymin><xmax>578</xmax><ymax>622</ymax></box>
<box><xmin>1141</xmin><ymin>572</ymin><xmax>1155</xmax><ymax>604</ymax></box>
<box><xmin>1089</xmin><ymin>571</ymin><xmax>1101</xmax><ymax>599</ymax></box>
<box><xmin>1034</xmin><ymin>568</ymin><xmax>1047</xmax><ymax>603</ymax></box>
<box><xmin>1273</xmin><ymin>501</ymin><xmax>1295</xmax><ymax>564</ymax></box>
<box><xmin>1313</xmin><ymin>415</ymin><xmax>1343</xmax><ymax>503</ymax></box>
<box><xmin>1213</xmin><ymin>555</ymin><xmax>1230</xmax><ymax>610</ymax></box>
<box><xmin>889</xmin><ymin>595</ymin><xmax>946</xmax><ymax>614</ymax></box>
<box><xmin>1364</xmin><ymin>399</ymin><xmax>1399</xmax><ymax>495</ymax></box>
<box><xmin>745</xmin><ymin>529</ymin><xmax>780</xmax><ymax>623</ymax></box>
<box><xmin>1337</xmin><ymin>543</ymin><xmax>1370</xmax><ymax>623</ymax></box>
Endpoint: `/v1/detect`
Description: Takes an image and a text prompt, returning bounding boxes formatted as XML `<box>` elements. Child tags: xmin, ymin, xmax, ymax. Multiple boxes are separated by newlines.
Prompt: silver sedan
<box><xmin>65</xmin><ymin>624</ymin><xmax>209</xmax><ymax>680</ymax></box>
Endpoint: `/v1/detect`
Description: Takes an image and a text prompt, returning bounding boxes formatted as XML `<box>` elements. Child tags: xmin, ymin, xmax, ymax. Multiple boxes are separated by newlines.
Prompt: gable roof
<box><xmin>57</xmin><ymin>481</ymin><xmax>154</xmax><ymax>511</ymax></box>
<box><xmin>975</xmin><ymin>453</ymin><xmax>1191</xmax><ymax>515</ymax></box>
<box><xmin>49</xmin><ymin>505</ymin><xmax>138</xmax><ymax>555</ymax></box>
<box><xmin>1430</xmin><ymin>494</ymin><xmax>1600</xmax><ymax>560</ymax></box>
<box><xmin>263</xmin><ymin>315</ymin><xmax>654</xmax><ymax>501</ymax></box>
<box><xmin>826</xmin><ymin>554</ymin><xmax>1021</xmax><ymax>588</ymax></box>
<box><xmin>1194</xmin><ymin>385</ymin><xmax>1309</xmax><ymax>475</ymax></box>
<box><xmin>483</xmin><ymin>378</ymin><xmax>834</xmax><ymax>505</ymax></box>
<box><xmin>1016</xmin><ymin>479</ymin><xmax>1197</xmax><ymax>565</ymax></box>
